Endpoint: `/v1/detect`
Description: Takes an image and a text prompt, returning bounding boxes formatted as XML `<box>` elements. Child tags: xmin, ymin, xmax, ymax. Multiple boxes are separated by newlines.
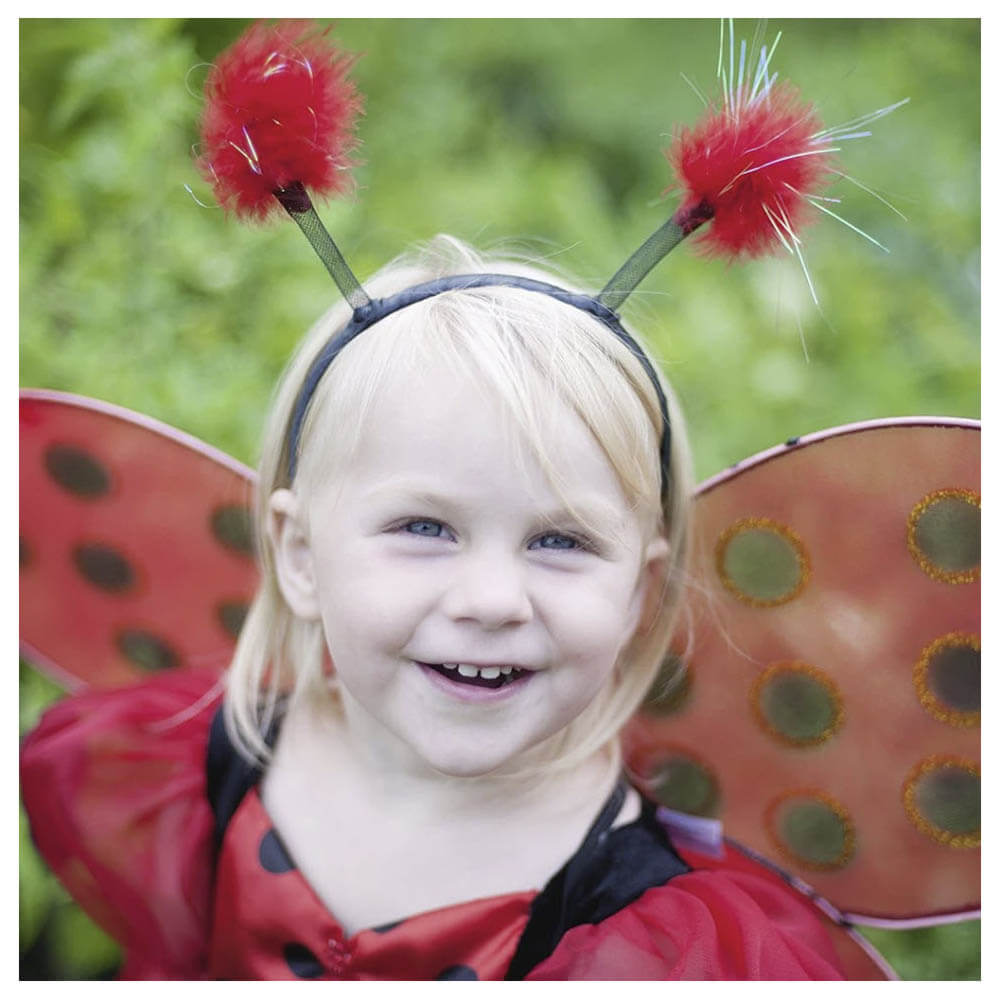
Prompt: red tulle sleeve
<box><xmin>20</xmin><ymin>669</ymin><xmax>223</xmax><ymax>980</ymax></box>
<box><xmin>526</xmin><ymin>859</ymin><xmax>845</xmax><ymax>980</ymax></box>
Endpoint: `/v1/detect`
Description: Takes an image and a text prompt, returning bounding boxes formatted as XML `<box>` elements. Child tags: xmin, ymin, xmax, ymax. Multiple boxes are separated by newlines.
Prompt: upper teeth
<box><xmin>442</xmin><ymin>663</ymin><xmax>515</xmax><ymax>679</ymax></box>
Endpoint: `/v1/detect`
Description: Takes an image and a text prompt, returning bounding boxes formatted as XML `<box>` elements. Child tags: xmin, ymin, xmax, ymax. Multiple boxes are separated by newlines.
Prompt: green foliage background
<box><xmin>20</xmin><ymin>18</ymin><xmax>979</xmax><ymax>980</ymax></box>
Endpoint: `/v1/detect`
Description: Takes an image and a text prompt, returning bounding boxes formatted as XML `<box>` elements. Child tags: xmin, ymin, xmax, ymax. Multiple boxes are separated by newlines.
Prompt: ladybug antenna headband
<box><xmin>197</xmin><ymin>20</ymin><xmax>907</xmax><ymax>486</ymax></box>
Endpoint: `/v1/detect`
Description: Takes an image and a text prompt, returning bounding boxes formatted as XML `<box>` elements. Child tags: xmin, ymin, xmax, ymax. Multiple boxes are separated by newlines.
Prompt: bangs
<box><xmin>296</xmin><ymin>283</ymin><xmax>665</xmax><ymax>539</ymax></box>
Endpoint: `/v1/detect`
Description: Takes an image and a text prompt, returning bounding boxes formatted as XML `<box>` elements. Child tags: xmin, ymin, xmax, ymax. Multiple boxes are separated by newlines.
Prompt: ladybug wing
<box><xmin>625</xmin><ymin>418</ymin><xmax>980</xmax><ymax>930</ymax></box>
<box><xmin>19</xmin><ymin>389</ymin><xmax>259</xmax><ymax>691</ymax></box>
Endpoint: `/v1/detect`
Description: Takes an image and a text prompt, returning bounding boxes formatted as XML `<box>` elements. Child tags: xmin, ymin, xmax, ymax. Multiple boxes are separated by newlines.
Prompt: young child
<box><xmin>21</xmin><ymin>237</ymin><xmax>847</xmax><ymax>980</ymax></box>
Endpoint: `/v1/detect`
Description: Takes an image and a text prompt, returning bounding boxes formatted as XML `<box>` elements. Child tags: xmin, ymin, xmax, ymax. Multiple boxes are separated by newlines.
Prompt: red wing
<box><xmin>19</xmin><ymin>390</ymin><xmax>259</xmax><ymax>691</ymax></box>
<box><xmin>625</xmin><ymin>418</ymin><xmax>980</xmax><ymax>926</ymax></box>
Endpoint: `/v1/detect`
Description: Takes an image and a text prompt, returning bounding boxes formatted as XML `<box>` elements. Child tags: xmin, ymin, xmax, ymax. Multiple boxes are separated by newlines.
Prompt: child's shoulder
<box><xmin>525</xmin><ymin>830</ymin><xmax>850</xmax><ymax>980</ymax></box>
<box><xmin>21</xmin><ymin>669</ymin><xmax>222</xmax><ymax>978</ymax></box>
<box><xmin>21</xmin><ymin>667</ymin><xmax>222</xmax><ymax>785</ymax></box>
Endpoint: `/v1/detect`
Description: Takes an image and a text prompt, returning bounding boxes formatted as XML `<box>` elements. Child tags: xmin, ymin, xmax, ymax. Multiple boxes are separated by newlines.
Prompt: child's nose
<box><xmin>441</xmin><ymin>548</ymin><xmax>533</xmax><ymax>629</ymax></box>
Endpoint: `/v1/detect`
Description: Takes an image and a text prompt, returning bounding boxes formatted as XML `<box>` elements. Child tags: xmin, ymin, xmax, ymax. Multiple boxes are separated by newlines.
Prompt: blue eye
<box><xmin>404</xmin><ymin>520</ymin><xmax>446</xmax><ymax>537</ymax></box>
<box><xmin>531</xmin><ymin>533</ymin><xmax>581</xmax><ymax>551</ymax></box>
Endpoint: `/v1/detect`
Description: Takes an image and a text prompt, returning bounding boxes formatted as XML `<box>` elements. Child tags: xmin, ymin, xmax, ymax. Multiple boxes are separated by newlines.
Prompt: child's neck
<box><xmin>272</xmin><ymin>690</ymin><xmax>622</xmax><ymax>824</ymax></box>
<box><xmin>260</xmin><ymin>693</ymin><xmax>637</xmax><ymax>936</ymax></box>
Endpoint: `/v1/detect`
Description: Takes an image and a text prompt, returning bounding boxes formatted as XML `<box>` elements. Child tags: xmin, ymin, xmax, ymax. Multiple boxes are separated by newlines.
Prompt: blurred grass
<box><xmin>19</xmin><ymin>18</ymin><xmax>979</xmax><ymax>980</ymax></box>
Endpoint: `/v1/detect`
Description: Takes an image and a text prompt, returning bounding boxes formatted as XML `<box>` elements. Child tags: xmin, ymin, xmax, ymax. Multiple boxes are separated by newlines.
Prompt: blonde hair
<box><xmin>225</xmin><ymin>235</ymin><xmax>693</xmax><ymax>773</ymax></box>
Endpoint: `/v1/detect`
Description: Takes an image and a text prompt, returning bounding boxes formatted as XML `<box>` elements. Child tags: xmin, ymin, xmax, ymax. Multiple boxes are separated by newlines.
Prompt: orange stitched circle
<box><xmin>913</xmin><ymin>633</ymin><xmax>980</xmax><ymax>728</ymax></box>
<box><xmin>906</xmin><ymin>488</ymin><xmax>980</xmax><ymax>584</ymax></box>
<box><xmin>764</xmin><ymin>788</ymin><xmax>856</xmax><ymax>871</ymax></box>
<box><xmin>750</xmin><ymin>661</ymin><xmax>844</xmax><ymax>747</ymax></box>
<box><xmin>902</xmin><ymin>755</ymin><xmax>980</xmax><ymax>848</ymax></box>
<box><xmin>715</xmin><ymin>517</ymin><xmax>810</xmax><ymax>607</ymax></box>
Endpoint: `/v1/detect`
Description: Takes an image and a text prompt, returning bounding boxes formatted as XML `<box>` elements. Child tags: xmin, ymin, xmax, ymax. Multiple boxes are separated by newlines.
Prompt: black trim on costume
<box><xmin>504</xmin><ymin>791</ymin><xmax>691</xmax><ymax>980</ymax></box>
<box><xmin>205</xmin><ymin>707</ymin><xmax>266</xmax><ymax>853</ymax></box>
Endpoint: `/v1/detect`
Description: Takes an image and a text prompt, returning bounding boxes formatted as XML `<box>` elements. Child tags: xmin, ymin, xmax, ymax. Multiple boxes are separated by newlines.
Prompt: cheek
<box><xmin>313</xmin><ymin>559</ymin><xmax>430</xmax><ymax>654</ymax></box>
<box><xmin>544</xmin><ymin>572</ymin><xmax>643</xmax><ymax>654</ymax></box>
<box><xmin>543</xmin><ymin>638</ymin><xmax>622</xmax><ymax>735</ymax></box>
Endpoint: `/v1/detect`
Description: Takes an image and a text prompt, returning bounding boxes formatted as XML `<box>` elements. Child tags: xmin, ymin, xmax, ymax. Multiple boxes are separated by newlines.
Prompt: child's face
<box><xmin>275</xmin><ymin>366</ymin><xmax>665</xmax><ymax>778</ymax></box>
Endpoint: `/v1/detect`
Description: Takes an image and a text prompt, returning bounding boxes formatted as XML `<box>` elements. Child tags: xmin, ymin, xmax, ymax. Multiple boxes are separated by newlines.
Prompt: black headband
<box><xmin>285</xmin><ymin>273</ymin><xmax>672</xmax><ymax>498</ymax></box>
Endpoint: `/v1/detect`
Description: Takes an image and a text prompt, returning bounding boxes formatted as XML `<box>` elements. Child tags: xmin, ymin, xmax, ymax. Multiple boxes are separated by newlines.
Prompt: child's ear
<box><xmin>268</xmin><ymin>488</ymin><xmax>321</xmax><ymax>621</ymax></box>
<box><xmin>629</xmin><ymin>535</ymin><xmax>671</xmax><ymax>636</ymax></box>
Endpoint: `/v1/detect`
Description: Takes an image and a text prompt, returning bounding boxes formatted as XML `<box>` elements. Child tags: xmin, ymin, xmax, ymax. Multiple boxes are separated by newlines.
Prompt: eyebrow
<box><xmin>359</xmin><ymin>483</ymin><xmax>455</xmax><ymax>510</ymax></box>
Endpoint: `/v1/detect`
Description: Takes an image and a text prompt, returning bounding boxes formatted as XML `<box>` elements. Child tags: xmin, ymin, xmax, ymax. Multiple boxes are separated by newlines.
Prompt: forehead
<box><xmin>315</xmin><ymin>364</ymin><xmax>629</xmax><ymax>516</ymax></box>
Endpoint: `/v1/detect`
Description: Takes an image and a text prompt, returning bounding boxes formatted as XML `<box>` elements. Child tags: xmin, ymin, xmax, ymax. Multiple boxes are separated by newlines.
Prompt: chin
<box><xmin>416</xmin><ymin>738</ymin><xmax>537</xmax><ymax>780</ymax></box>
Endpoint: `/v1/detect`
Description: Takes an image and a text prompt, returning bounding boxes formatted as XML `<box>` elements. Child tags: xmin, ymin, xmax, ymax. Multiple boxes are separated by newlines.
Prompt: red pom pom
<box><xmin>198</xmin><ymin>21</ymin><xmax>362</xmax><ymax>222</ymax></box>
<box><xmin>669</xmin><ymin>82</ymin><xmax>833</xmax><ymax>260</ymax></box>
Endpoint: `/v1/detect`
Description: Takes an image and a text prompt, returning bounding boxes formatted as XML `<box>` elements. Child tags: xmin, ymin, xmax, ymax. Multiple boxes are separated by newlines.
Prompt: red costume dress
<box><xmin>21</xmin><ymin>668</ymin><xmax>845</xmax><ymax>980</ymax></box>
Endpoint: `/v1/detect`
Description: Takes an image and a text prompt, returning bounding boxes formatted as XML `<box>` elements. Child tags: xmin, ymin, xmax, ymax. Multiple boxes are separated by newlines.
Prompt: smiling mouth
<box><xmin>421</xmin><ymin>662</ymin><xmax>528</xmax><ymax>690</ymax></box>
